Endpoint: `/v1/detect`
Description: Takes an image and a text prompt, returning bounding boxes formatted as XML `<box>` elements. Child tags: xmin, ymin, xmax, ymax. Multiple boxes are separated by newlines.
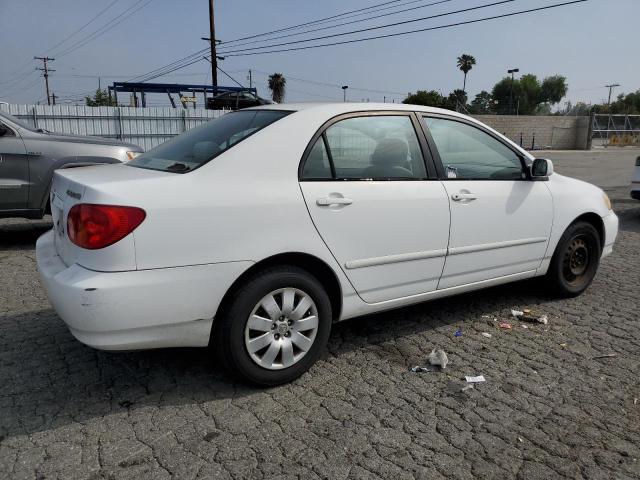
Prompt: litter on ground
<box><xmin>499</xmin><ymin>322</ymin><xmax>512</xmax><ymax>330</ymax></box>
<box><xmin>427</xmin><ymin>349</ymin><xmax>449</xmax><ymax>369</ymax></box>
<box><xmin>481</xmin><ymin>332</ymin><xmax>492</xmax><ymax>338</ymax></box>
<box><xmin>592</xmin><ymin>353</ymin><xmax>617</xmax><ymax>359</ymax></box>
<box><xmin>465</xmin><ymin>375</ymin><xmax>486</xmax><ymax>383</ymax></box>
<box><xmin>454</xmin><ymin>329</ymin><xmax>462</xmax><ymax>337</ymax></box>
<box><xmin>461</xmin><ymin>384</ymin><xmax>474</xmax><ymax>392</ymax></box>
<box><xmin>511</xmin><ymin>309</ymin><xmax>548</xmax><ymax>325</ymax></box>
<box><xmin>410</xmin><ymin>366</ymin><xmax>431</xmax><ymax>373</ymax></box>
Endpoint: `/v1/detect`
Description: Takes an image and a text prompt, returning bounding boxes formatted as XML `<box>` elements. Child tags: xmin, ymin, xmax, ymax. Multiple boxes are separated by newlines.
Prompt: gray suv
<box><xmin>0</xmin><ymin>110</ymin><xmax>143</xmax><ymax>219</ymax></box>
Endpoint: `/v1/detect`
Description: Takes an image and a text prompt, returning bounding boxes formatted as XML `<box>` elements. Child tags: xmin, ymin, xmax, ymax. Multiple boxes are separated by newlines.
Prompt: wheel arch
<box><xmin>214</xmin><ymin>252</ymin><xmax>343</xmax><ymax>327</ymax></box>
<box><xmin>571</xmin><ymin>212</ymin><xmax>605</xmax><ymax>250</ymax></box>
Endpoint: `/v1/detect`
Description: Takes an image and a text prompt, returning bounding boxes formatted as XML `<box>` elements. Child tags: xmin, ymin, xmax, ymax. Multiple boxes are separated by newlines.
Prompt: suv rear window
<box><xmin>128</xmin><ymin>110</ymin><xmax>290</xmax><ymax>173</ymax></box>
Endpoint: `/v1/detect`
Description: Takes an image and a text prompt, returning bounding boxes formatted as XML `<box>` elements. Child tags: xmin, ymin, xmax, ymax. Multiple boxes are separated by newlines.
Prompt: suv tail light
<box><xmin>67</xmin><ymin>204</ymin><xmax>146</xmax><ymax>249</ymax></box>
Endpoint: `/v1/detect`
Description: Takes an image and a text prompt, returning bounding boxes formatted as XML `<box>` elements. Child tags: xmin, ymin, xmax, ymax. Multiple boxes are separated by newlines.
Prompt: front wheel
<box><xmin>213</xmin><ymin>266</ymin><xmax>332</xmax><ymax>386</ymax></box>
<box><xmin>546</xmin><ymin>221</ymin><xmax>601</xmax><ymax>297</ymax></box>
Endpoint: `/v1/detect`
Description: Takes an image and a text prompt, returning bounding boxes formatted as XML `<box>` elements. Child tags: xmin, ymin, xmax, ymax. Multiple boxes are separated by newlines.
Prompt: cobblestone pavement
<box><xmin>1</xmin><ymin>166</ymin><xmax>639</xmax><ymax>478</ymax></box>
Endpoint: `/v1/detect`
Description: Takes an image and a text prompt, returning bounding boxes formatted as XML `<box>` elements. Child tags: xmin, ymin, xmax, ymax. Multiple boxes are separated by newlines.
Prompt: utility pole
<box><xmin>208</xmin><ymin>0</ymin><xmax>218</xmax><ymax>89</ymax></box>
<box><xmin>248</xmin><ymin>70</ymin><xmax>252</xmax><ymax>89</ymax></box>
<box><xmin>605</xmin><ymin>83</ymin><xmax>620</xmax><ymax>107</ymax></box>
<box><xmin>35</xmin><ymin>56</ymin><xmax>55</xmax><ymax>106</ymax></box>
<box><xmin>342</xmin><ymin>85</ymin><xmax>348</xmax><ymax>102</ymax></box>
<box><xmin>50</xmin><ymin>92</ymin><xmax>57</xmax><ymax>105</ymax></box>
<box><xmin>507</xmin><ymin>68</ymin><xmax>519</xmax><ymax>115</ymax></box>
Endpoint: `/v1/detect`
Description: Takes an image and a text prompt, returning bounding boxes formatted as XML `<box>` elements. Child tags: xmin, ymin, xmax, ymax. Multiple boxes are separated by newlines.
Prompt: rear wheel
<box><xmin>546</xmin><ymin>221</ymin><xmax>601</xmax><ymax>297</ymax></box>
<box><xmin>213</xmin><ymin>266</ymin><xmax>332</xmax><ymax>386</ymax></box>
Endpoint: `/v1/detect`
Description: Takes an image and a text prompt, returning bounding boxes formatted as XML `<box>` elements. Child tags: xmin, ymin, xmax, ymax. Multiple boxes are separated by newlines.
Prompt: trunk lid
<box><xmin>50</xmin><ymin>164</ymin><xmax>171</xmax><ymax>271</ymax></box>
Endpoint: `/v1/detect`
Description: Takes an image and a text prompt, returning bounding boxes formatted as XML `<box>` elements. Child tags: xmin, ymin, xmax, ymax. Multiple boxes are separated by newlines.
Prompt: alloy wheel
<box><xmin>244</xmin><ymin>288</ymin><xmax>319</xmax><ymax>370</ymax></box>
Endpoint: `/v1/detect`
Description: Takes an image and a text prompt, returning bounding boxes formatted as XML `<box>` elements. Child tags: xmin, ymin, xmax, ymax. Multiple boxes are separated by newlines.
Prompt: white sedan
<box><xmin>36</xmin><ymin>103</ymin><xmax>618</xmax><ymax>385</ymax></box>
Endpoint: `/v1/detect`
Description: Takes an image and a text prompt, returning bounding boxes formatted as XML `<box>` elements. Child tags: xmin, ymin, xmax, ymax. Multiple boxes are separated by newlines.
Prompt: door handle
<box><xmin>316</xmin><ymin>197</ymin><xmax>353</xmax><ymax>206</ymax></box>
<box><xmin>451</xmin><ymin>192</ymin><xmax>477</xmax><ymax>202</ymax></box>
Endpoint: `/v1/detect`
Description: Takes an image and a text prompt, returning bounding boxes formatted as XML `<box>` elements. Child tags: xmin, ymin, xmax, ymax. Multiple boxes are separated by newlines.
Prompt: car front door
<box><xmin>299</xmin><ymin>113</ymin><xmax>450</xmax><ymax>303</ymax></box>
<box><xmin>421</xmin><ymin>115</ymin><xmax>553</xmax><ymax>289</ymax></box>
<box><xmin>0</xmin><ymin>122</ymin><xmax>29</xmax><ymax>210</ymax></box>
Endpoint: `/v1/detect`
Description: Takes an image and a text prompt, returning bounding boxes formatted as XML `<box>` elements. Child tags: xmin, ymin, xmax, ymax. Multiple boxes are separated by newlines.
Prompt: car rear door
<box><xmin>299</xmin><ymin>112</ymin><xmax>450</xmax><ymax>304</ymax></box>
<box><xmin>0</xmin><ymin>122</ymin><xmax>29</xmax><ymax>210</ymax></box>
<box><xmin>420</xmin><ymin>114</ymin><xmax>553</xmax><ymax>289</ymax></box>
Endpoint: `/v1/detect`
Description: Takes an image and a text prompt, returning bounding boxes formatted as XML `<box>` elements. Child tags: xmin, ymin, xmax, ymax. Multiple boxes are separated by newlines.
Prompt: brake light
<box><xmin>67</xmin><ymin>204</ymin><xmax>146</xmax><ymax>249</ymax></box>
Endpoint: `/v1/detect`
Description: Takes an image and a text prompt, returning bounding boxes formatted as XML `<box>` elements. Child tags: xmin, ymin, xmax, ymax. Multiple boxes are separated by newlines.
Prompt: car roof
<box><xmin>249</xmin><ymin>102</ymin><xmax>468</xmax><ymax>118</ymax></box>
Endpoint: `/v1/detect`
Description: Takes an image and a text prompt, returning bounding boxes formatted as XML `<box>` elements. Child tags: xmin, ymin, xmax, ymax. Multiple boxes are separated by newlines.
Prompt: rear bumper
<box><xmin>601</xmin><ymin>211</ymin><xmax>619</xmax><ymax>259</ymax></box>
<box><xmin>36</xmin><ymin>229</ymin><xmax>252</xmax><ymax>350</ymax></box>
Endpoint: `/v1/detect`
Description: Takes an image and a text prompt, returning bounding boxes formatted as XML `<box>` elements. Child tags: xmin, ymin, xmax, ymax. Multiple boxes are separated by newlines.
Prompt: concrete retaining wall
<box><xmin>474</xmin><ymin>115</ymin><xmax>591</xmax><ymax>150</ymax></box>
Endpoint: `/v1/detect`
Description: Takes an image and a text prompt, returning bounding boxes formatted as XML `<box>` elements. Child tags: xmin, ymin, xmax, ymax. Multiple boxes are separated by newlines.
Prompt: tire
<box><xmin>546</xmin><ymin>221</ymin><xmax>601</xmax><ymax>297</ymax></box>
<box><xmin>213</xmin><ymin>265</ymin><xmax>332</xmax><ymax>386</ymax></box>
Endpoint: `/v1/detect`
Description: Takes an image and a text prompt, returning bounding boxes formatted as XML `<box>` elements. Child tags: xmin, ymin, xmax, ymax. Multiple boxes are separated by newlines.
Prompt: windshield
<box><xmin>0</xmin><ymin>111</ymin><xmax>38</xmax><ymax>132</ymax></box>
<box><xmin>128</xmin><ymin>110</ymin><xmax>290</xmax><ymax>173</ymax></box>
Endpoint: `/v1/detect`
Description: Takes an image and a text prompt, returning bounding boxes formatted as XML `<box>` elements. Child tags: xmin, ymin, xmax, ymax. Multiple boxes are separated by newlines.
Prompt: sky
<box><xmin>0</xmin><ymin>0</ymin><xmax>637</xmax><ymax>108</ymax></box>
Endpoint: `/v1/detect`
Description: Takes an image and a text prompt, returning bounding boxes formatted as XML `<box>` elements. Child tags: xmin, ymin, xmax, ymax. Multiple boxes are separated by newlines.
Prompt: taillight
<box><xmin>67</xmin><ymin>204</ymin><xmax>146</xmax><ymax>249</ymax></box>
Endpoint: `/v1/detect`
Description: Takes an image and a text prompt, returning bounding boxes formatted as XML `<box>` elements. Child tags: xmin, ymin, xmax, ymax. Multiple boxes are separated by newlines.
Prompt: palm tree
<box><xmin>268</xmin><ymin>73</ymin><xmax>286</xmax><ymax>103</ymax></box>
<box><xmin>456</xmin><ymin>54</ymin><xmax>476</xmax><ymax>95</ymax></box>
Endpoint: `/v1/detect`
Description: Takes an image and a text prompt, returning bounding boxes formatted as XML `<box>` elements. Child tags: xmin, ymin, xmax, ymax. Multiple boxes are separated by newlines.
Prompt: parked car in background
<box><xmin>0</xmin><ymin>110</ymin><xmax>143</xmax><ymax>219</ymax></box>
<box><xmin>206</xmin><ymin>90</ymin><xmax>272</xmax><ymax>110</ymax></box>
<box><xmin>36</xmin><ymin>103</ymin><xmax>618</xmax><ymax>385</ymax></box>
<box><xmin>632</xmin><ymin>156</ymin><xmax>640</xmax><ymax>200</ymax></box>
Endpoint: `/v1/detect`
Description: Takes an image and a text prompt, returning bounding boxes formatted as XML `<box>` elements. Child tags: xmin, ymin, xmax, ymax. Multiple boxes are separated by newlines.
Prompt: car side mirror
<box><xmin>531</xmin><ymin>158</ymin><xmax>554</xmax><ymax>180</ymax></box>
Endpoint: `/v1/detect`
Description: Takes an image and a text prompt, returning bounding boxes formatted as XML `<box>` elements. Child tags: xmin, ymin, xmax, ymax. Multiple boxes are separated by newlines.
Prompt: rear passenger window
<box><xmin>301</xmin><ymin>137</ymin><xmax>332</xmax><ymax>179</ymax></box>
<box><xmin>300</xmin><ymin>115</ymin><xmax>427</xmax><ymax>181</ymax></box>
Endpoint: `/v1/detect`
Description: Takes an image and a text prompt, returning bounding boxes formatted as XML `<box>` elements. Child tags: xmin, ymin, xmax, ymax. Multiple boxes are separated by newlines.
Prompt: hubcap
<box><xmin>563</xmin><ymin>236</ymin><xmax>590</xmax><ymax>283</ymax></box>
<box><xmin>244</xmin><ymin>288</ymin><xmax>319</xmax><ymax>370</ymax></box>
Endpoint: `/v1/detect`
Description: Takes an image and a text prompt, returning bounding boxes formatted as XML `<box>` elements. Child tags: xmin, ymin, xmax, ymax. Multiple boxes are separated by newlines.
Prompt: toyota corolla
<box><xmin>36</xmin><ymin>103</ymin><xmax>618</xmax><ymax>385</ymax></box>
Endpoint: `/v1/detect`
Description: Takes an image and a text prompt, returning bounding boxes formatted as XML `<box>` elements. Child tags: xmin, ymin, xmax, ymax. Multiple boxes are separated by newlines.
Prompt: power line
<box><xmin>225</xmin><ymin>0</ymin><xmax>455</xmax><ymax>49</ymax></box>
<box><xmin>221</xmin><ymin>0</ymin><xmax>408</xmax><ymax>45</ymax></box>
<box><xmin>220</xmin><ymin>0</ymin><xmax>588</xmax><ymax>57</ymax></box>
<box><xmin>219</xmin><ymin>0</ymin><xmax>517</xmax><ymax>55</ymax></box>
<box><xmin>45</xmin><ymin>0</ymin><xmax>122</xmax><ymax>55</ymax></box>
<box><xmin>127</xmin><ymin>47</ymin><xmax>209</xmax><ymax>82</ymax></box>
<box><xmin>54</xmin><ymin>0</ymin><xmax>155</xmax><ymax>58</ymax></box>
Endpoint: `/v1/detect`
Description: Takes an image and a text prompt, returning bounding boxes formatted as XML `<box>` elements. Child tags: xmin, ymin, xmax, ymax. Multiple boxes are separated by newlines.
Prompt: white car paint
<box><xmin>36</xmin><ymin>103</ymin><xmax>619</xmax><ymax>351</ymax></box>
<box><xmin>632</xmin><ymin>156</ymin><xmax>640</xmax><ymax>200</ymax></box>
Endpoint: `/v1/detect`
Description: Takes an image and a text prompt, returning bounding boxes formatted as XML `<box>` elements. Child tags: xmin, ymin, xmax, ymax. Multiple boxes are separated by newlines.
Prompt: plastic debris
<box><xmin>454</xmin><ymin>329</ymin><xmax>463</xmax><ymax>337</ymax></box>
<box><xmin>481</xmin><ymin>332</ymin><xmax>492</xmax><ymax>338</ymax></box>
<box><xmin>512</xmin><ymin>309</ymin><xmax>548</xmax><ymax>325</ymax></box>
<box><xmin>499</xmin><ymin>322</ymin><xmax>512</xmax><ymax>330</ymax></box>
<box><xmin>560</xmin><ymin>343</ymin><xmax>568</xmax><ymax>348</ymax></box>
<box><xmin>518</xmin><ymin>437</ymin><xmax>524</xmax><ymax>443</ymax></box>
<box><xmin>521</xmin><ymin>324</ymin><xmax>529</xmax><ymax>329</ymax></box>
<box><xmin>634</xmin><ymin>398</ymin><xmax>638</xmax><ymax>406</ymax></box>
<box><xmin>428</xmin><ymin>349</ymin><xmax>449</xmax><ymax>369</ymax></box>
<box><xmin>465</xmin><ymin>375</ymin><xmax>486</xmax><ymax>383</ymax></box>
<box><xmin>410</xmin><ymin>366</ymin><xmax>431</xmax><ymax>373</ymax></box>
<box><xmin>593</xmin><ymin>353</ymin><xmax>617</xmax><ymax>359</ymax></box>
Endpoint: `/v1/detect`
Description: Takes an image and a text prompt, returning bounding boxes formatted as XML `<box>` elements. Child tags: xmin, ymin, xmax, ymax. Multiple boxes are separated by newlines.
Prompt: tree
<box><xmin>456</xmin><ymin>54</ymin><xmax>476</xmax><ymax>94</ymax></box>
<box><xmin>469</xmin><ymin>90</ymin><xmax>495</xmax><ymax>114</ymax></box>
<box><xmin>85</xmin><ymin>89</ymin><xmax>117</xmax><ymax>107</ymax></box>
<box><xmin>491</xmin><ymin>73</ymin><xmax>568</xmax><ymax>115</ymax></box>
<box><xmin>403</xmin><ymin>90</ymin><xmax>446</xmax><ymax>107</ymax></box>
<box><xmin>446</xmin><ymin>89</ymin><xmax>467</xmax><ymax>111</ymax></box>
<box><xmin>268</xmin><ymin>73</ymin><xmax>286</xmax><ymax>103</ymax></box>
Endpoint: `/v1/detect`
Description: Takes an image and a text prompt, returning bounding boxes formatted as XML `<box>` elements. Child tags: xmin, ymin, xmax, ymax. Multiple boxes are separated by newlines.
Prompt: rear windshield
<box><xmin>128</xmin><ymin>109</ymin><xmax>290</xmax><ymax>173</ymax></box>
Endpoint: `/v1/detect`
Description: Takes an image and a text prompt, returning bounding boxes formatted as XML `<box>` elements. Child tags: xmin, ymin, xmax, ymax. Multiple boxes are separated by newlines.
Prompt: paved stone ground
<box><xmin>1</xmin><ymin>157</ymin><xmax>639</xmax><ymax>479</ymax></box>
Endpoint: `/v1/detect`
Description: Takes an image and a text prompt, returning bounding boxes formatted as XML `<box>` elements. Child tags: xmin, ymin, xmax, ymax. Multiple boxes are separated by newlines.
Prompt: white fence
<box><xmin>0</xmin><ymin>104</ymin><xmax>227</xmax><ymax>151</ymax></box>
